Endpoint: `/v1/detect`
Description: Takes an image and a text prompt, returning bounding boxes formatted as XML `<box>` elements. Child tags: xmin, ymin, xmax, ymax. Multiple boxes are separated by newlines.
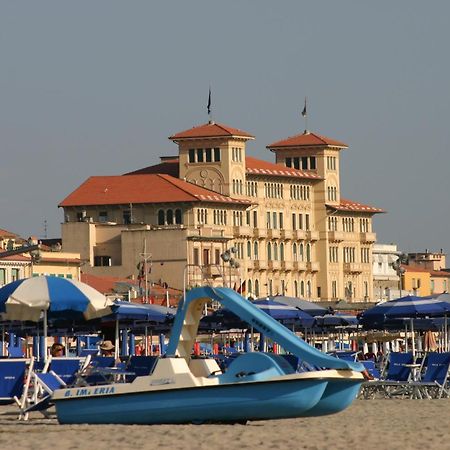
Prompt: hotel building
<box><xmin>59</xmin><ymin>121</ymin><xmax>383</xmax><ymax>302</ymax></box>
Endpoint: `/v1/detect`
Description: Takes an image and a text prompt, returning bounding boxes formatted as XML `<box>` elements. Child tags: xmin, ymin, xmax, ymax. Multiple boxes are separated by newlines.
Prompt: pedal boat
<box><xmin>52</xmin><ymin>287</ymin><xmax>364</xmax><ymax>424</ymax></box>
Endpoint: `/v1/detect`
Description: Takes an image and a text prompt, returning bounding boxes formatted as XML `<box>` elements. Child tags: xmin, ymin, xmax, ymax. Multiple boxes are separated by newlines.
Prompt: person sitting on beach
<box><xmin>50</xmin><ymin>342</ymin><xmax>65</xmax><ymax>357</ymax></box>
<box><xmin>99</xmin><ymin>340</ymin><xmax>121</xmax><ymax>365</ymax></box>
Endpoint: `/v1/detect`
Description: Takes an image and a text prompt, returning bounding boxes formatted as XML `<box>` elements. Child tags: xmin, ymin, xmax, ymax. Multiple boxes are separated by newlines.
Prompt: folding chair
<box><xmin>74</xmin><ymin>356</ymin><xmax>115</xmax><ymax>386</ymax></box>
<box><xmin>408</xmin><ymin>352</ymin><xmax>450</xmax><ymax>399</ymax></box>
<box><xmin>21</xmin><ymin>371</ymin><xmax>66</xmax><ymax>420</ymax></box>
<box><xmin>48</xmin><ymin>357</ymin><xmax>85</xmax><ymax>386</ymax></box>
<box><xmin>0</xmin><ymin>358</ymin><xmax>29</xmax><ymax>405</ymax></box>
<box><xmin>361</xmin><ymin>352</ymin><xmax>414</xmax><ymax>399</ymax></box>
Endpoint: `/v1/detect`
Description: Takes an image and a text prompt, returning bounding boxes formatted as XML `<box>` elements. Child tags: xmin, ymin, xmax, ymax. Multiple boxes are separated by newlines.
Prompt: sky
<box><xmin>1</xmin><ymin>1</ymin><xmax>449</xmax><ymax>255</ymax></box>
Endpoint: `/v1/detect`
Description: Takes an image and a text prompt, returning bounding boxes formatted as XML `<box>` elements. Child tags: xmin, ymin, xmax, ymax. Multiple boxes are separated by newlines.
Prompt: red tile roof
<box><xmin>326</xmin><ymin>198</ymin><xmax>384</xmax><ymax>214</ymax></box>
<box><xmin>0</xmin><ymin>228</ymin><xmax>20</xmax><ymax>238</ymax></box>
<box><xmin>0</xmin><ymin>249</ymin><xmax>30</xmax><ymax>262</ymax></box>
<box><xmin>169</xmin><ymin>122</ymin><xmax>254</xmax><ymax>140</ymax></box>
<box><xmin>246</xmin><ymin>156</ymin><xmax>322</xmax><ymax>180</ymax></box>
<box><xmin>125</xmin><ymin>160</ymin><xmax>180</xmax><ymax>177</ymax></box>
<box><xmin>59</xmin><ymin>174</ymin><xmax>251</xmax><ymax>207</ymax></box>
<box><xmin>267</xmin><ymin>131</ymin><xmax>348</xmax><ymax>149</ymax></box>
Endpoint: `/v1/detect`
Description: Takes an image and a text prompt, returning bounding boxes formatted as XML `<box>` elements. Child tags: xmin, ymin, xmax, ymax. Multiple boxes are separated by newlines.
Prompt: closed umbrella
<box><xmin>263</xmin><ymin>295</ymin><xmax>328</xmax><ymax>317</ymax></box>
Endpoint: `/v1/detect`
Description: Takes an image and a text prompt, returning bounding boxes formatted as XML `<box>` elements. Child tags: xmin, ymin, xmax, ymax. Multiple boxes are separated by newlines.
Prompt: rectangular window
<box><xmin>214</xmin><ymin>147</ymin><xmax>221</xmax><ymax>162</ymax></box>
<box><xmin>266</xmin><ymin>212</ymin><xmax>271</xmax><ymax>229</ymax></box>
<box><xmin>196</xmin><ymin>149</ymin><xmax>204</xmax><ymax>162</ymax></box>
<box><xmin>99</xmin><ymin>211</ymin><xmax>108</xmax><ymax>223</ymax></box>
<box><xmin>189</xmin><ymin>149</ymin><xmax>195</xmax><ymax>163</ymax></box>
<box><xmin>205</xmin><ymin>148</ymin><xmax>212</xmax><ymax>162</ymax></box>
<box><xmin>246</xmin><ymin>210</ymin><xmax>251</xmax><ymax>225</ymax></box>
<box><xmin>305</xmin><ymin>214</ymin><xmax>310</xmax><ymax>230</ymax></box>
<box><xmin>293</xmin><ymin>158</ymin><xmax>300</xmax><ymax>170</ymax></box>
<box><xmin>301</xmin><ymin>157</ymin><xmax>308</xmax><ymax>169</ymax></box>
<box><xmin>299</xmin><ymin>214</ymin><xmax>303</xmax><ymax>230</ymax></box>
<box><xmin>94</xmin><ymin>256</ymin><xmax>112</xmax><ymax>267</ymax></box>
<box><xmin>285</xmin><ymin>157</ymin><xmax>292</xmax><ymax>168</ymax></box>
<box><xmin>193</xmin><ymin>248</ymin><xmax>200</xmax><ymax>266</ymax></box>
<box><xmin>215</xmin><ymin>249</ymin><xmax>220</xmax><ymax>265</ymax></box>
<box><xmin>0</xmin><ymin>268</ymin><xmax>5</xmax><ymax>285</ymax></box>
<box><xmin>272</xmin><ymin>212</ymin><xmax>277</xmax><ymax>229</ymax></box>
<box><xmin>310</xmin><ymin>157</ymin><xmax>316</xmax><ymax>170</ymax></box>
<box><xmin>292</xmin><ymin>213</ymin><xmax>296</xmax><ymax>230</ymax></box>
<box><xmin>253</xmin><ymin>210</ymin><xmax>258</xmax><ymax>228</ymax></box>
<box><xmin>123</xmin><ymin>210</ymin><xmax>131</xmax><ymax>224</ymax></box>
<box><xmin>279</xmin><ymin>212</ymin><xmax>284</xmax><ymax>229</ymax></box>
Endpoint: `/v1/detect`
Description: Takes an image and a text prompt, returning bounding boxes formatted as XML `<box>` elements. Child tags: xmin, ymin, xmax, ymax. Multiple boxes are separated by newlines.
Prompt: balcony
<box><xmin>203</xmin><ymin>265</ymin><xmax>223</xmax><ymax>278</ymax></box>
<box><xmin>344</xmin><ymin>262</ymin><xmax>363</xmax><ymax>273</ymax></box>
<box><xmin>360</xmin><ymin>232</ymin><xmax>376</xmax><ymax>243</ymax></box>
<box><xmin>253</xmin><ymin>228</ymin><xmax>267</xmax><ymax>239</ymax></box>
<box><xmin>280</xmin><ymin>229</ymin><xmax>293</xmax><ymax>240</ymax></box>
<box><xmin>267</xmin><ymin>229</ymin><xmax>281</xmax><ymax>239</ymax></box>
<box><xmin>280</xmin><ymin>261</ymin><xmax>293</xmax><ymax>271</ymax></box>
<box><xmin>328</xmin><ymin>231</ymin><xmax>345</xmax><ymax>242</ymax></box>
<box><xmin>307</xmin><ymin>261</ymin><xmax>320</xmax><ymax>272</ymax></box>
<box><xmin>306</xmin><ymin>231</ymin><xmax>319</xmax><ymax>241</ymax></box>
<box><xmin>232</xmin><ymin>225</ymin><xmax>252</xmax><ymax>237</ymax></box>
<box><xmin>268</xmin><ymin>260</ymin><xmax>281</xmax><ymax>271</ymax></box>
<box><xmin>293</xmin><ymin>230</ymin><xmax>307</xmax><ymax>240</ymax></box>
<box><xmin>293</xmin><ymin>261</ymin><xmax>307</xmax><ymax>271</ymax></box>
<box><xmin>254</xmin><ymin>260</ymin><xmax>267</xmax><ymax>271</ymax></box>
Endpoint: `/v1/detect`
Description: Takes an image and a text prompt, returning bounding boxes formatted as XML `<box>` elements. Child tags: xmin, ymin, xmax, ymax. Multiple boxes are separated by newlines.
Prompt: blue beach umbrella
<box><xmin>265</xmin><ymin>295</ymin><xmax>328</xmax><ymax>317</ymax></box>
<box><xmin>0</xmin><ymin>276</ymin><xmax>113</xmax><ymax>322</ymax></box>
<box><xmin>314</xmin><ymin>313</ymin><xmax>358</xmax><ymax>328</ymax></box>
<box><xmin>108</xmin><ymin>301</ymin><xmax>176</xmax><ymax>323</ymax></box>
<box><xmin>359</xmin><ymin>295</ymin><xmax>450</xmax><ymax>329</ymax></box>
<box><xmin>251</xmin><ymin>299</ymin><xmax>315</xmax><ymax>327</ymax></box>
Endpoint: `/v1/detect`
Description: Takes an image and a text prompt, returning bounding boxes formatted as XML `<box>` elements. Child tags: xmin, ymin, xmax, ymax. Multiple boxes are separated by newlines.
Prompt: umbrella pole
<box><xmin>404</xmin><ymin>324</ymin><xmax>408</xmax><ymax>353</ymax></box>
<box><xmin>114</xmin><ymin>320</ymin><xmax>119</xmax><ymax>361</ymax></box>
<box><xmin>411</xmin><ymin>318</ymin><xmax>415</xmax><ymax>358</ymax></box>
<box><xmin>144</xmin><ymin>326</ymin><xmax>148</xmax><ymax>356</ymax></box>
<box><xmin>43</xmin><ymin>309</ymin><xmax>48</xmax><ymax>362</ymax></box>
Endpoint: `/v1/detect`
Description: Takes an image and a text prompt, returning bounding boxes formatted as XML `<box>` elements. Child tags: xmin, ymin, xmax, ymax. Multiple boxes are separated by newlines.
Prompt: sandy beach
<box><xmin>1</xmin><ymin>399</ymin><xmax>449</xmax><ymax>450</ymax></box>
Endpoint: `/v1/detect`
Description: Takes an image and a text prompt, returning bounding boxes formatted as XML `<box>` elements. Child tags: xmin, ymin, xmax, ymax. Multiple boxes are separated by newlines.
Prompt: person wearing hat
<box><xmin>99</xmin><ymin>340</ymin><xmax>115</xmax><ymax>357</ymax></box>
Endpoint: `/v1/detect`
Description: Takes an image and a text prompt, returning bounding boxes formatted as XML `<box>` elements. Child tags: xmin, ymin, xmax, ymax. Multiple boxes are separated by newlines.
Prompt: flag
<box><xmin>207</xmin><ymin>87</ymin><xmax>211</xmax><ymax>115</ymax></box>
<box><xmin>301</xmin><ymin>98</ymin><xmax>307</xmax><ymax>117</ymax></box>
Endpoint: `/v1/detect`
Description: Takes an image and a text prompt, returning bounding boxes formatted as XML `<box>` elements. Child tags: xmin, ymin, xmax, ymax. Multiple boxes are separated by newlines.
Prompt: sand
<box><xmin>0</xmin><ymin>399</ymin><xmax>449</xmax><ymax>450</ymax></box>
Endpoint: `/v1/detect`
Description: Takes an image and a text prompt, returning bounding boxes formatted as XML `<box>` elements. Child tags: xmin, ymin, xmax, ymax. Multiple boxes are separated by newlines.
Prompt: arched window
<box><xmin>267</xmin><ymin>242</ymin><xmax>272</xmax><ymax>260</ymax></box>
<box><xmin>306</xmin><ymin>243</ymin><xmax>311</xmax><ymax>262</ymax></box>
<box><xmin>255</xmin><ymin>279</ymin><xmax>260</xmax><ymax>297</ymax></box>
<box><xmin>306</xmin><ymin>281</ymin><xmax>311</xmax><ymax>298</ymax></box>
<box><xmin>299</xmin><ymin>243</ymin><xmax>304</xmax><ymax>261</ymax></box>
<box><xmin>300</xmin><ymin>281</ymin><xmax>305</xmax><ymax>297</ymax></box>
<box><xmin>247</xmin><ymin>241</ymin><xmax>252</xmax><ymax>258</ymax></box>
<box><xmin>294</xmin><ymin>280</ymin><xmax>298</xmax><ymax>297</ymax></box>
<box><xmin>280</xmin><ymin>243</ymin><xmax>285</xmax><ymax>260</ymax></box>
<box><xmin>253</xmin><ymin>241</ymin><xmax>259</xmax><ymax>259</ymax></box>
<box><xmin>293</xmin><ymin>243</ymin><xmax>297</xmax><ymax>261</ymax></box>
<box><xmin>273</xmin><ymin>243</ymin><xmax>278</xmax><ymax>261</ymax></box>
<box><xmin>175</xmin><ymin>209</ymin><xmax>182</xmax><ymax>224</ymax></box>
<box><xmin>166</xmin><ymin>209</ymin><xmax>174</xmax><ymax>225</ymax></box>
<box><xmin>158</xmin><ymin>209</ymin><xmax>165</xmax><ymax>225</ymax></box>
<box><xmin>248</xmin><ymin>279</ymin><xmax>253</xmax><ymax>298</ymax></box>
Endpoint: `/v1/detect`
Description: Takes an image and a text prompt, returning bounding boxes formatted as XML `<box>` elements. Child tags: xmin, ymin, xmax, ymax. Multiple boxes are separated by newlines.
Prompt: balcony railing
<box><xmin>253</xmin><ymin>228</ymin><xmax>267</xmax><ymax>239</ymax></box>
<box><xmin>268</xmin><ymin>260</ymin><xmax>281</xmax><ymax>271</ymax></box>
<box><xmin>280</xmin><ymin>261</ymin><xmax>293</xmax><ymax>271</ymax></box>
<box><xmin>293</xmin><ymin>261</ymin><xmax>307</xmax><ymax>271</ymax></box>
<box><xmin>267</xmin><ymin>229</ymin><xmax>281</xmax><ymax>239</ymax></box>
<box><xmin>280</xmin><ymin>230</ymin><xmax>293</xmax><ymax>240</ymax></box>
<box><xmin>360</xmin><ymin>232</ymin><xmax>376</xmax><ymax>243</ymax></box>
<box><xmin>328</xmin><ymin>231</ymin><xmax>345</xmax><ymax>242</ymax></box>
<box><xmin>307</xmin><ymin>261</ymin><xmax>320</xmax><ymax>272</ymax></box>
<box><xmin>254</xmin><ymin>260</ymin><xmax>267</xmax><ymax>270</ymax></box>
<box><xmin>306</xmin><ymin>231</ymin><xmax>319</xmax><ymax>241</ymax></box>
<box><xmin>292</xmin><ymin>230</ymin><xmax>307</xmax><ymax>240</ymax></box>
<box><xmin>232</xmin><ymin>226</ymin><xmax>253</xmax><ymax>237</ymax></box>
<box><xmin>344</xmin><ymin>262</ymin><xmax>363</xmax><ymax>273</ymax></box>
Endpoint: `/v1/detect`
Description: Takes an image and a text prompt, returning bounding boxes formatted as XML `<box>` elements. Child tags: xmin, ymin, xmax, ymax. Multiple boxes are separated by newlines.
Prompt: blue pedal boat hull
<box><xmin>300</xmin><ymin>379</ymin><xmax>363</xmax><ymax>417</ymax></box>
<box><xmin>55</xmin><ymin>378</ymin><xmax>328</xmax><ymax>424</ymax></box>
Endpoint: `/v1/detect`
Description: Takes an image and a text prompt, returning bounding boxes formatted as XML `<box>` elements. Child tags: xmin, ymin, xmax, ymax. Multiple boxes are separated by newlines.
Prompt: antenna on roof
<box><xmin>301</xmin><ymin>97</ymin><xmax>309</xmax><ymax>134</ymax></box>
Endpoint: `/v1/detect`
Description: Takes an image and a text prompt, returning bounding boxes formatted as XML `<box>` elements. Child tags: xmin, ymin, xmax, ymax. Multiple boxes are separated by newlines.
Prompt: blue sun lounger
<box><xmin>0</xmin><ymin>358</ymin><xmax>28</xmax><ymax>405</ymax></box>
<box><xmin>407</xmin><ymin>352</ymin><xmax>450</xmax><ymax>399</ymax></box>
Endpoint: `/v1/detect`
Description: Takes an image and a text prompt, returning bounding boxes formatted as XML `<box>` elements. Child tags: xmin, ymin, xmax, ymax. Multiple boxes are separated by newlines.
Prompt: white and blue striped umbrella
<box><xmin>0</xmin><ymin>276</ymin><xmax>113</xmax><ymax>322</ymax></box>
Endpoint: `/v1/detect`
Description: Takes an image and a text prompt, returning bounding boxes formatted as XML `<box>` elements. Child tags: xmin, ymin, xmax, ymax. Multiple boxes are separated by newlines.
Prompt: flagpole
<box><xmin>302</xmin><ymin>97</ymin><xmax>308</xmax><ymax>133</ymax></box>
<box><xmin>207</xmin><ymin>86</ymin><xmax>212</xmax><ymax>123</ymax></box>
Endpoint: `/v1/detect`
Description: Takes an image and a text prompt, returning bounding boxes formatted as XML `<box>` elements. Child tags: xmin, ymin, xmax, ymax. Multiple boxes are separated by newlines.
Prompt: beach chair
<box><xmin>21</xmin><ymin>371</ymin><xmax>67</xmax><ymax>419</ymax></box>
<box><xmin>74</xmin><ymin>356</ymin><xmax>116</xmax><ymax>386</ymax></box>
<box><xmin>0</xmin><ymin>358</ymin><xmax>29</xmax><ymax>405</ymax></box>
<box><xmin>407</xmin><ymin>352</ymin><xmax>450</xmax><ymax>399</ymax></box>
<box><xmin>48</xmin><ymin>357</ymin><xmax>85</xmax><ymax>386</ymax></box>
<box><xmin>125</xmin><ymin>356</ymin><xmax>158</xmax><ymax>382</ymax></box>
<box><xmin>361</xmin><ymin>352</ymin><xmax>414</xmax><ymax>399</ymax></box>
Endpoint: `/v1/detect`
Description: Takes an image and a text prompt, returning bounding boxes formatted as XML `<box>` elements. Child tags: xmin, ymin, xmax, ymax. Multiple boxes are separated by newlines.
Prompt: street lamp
<box><xmin>220</xmin><ymin>246</ymin><xmax>240</xmax><ymax>288</ymax></box>
<box><xmin>392</xmin><ymin>253</ymin><xmax>408</xmax><ymax>297</ymax></box>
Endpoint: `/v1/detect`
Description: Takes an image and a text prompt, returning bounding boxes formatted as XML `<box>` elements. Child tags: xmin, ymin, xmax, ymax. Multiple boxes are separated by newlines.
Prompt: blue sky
<box><xmin>1</xmin><ymin>2</ymin><xmax>449</xmax><ymax>254</ymax></box>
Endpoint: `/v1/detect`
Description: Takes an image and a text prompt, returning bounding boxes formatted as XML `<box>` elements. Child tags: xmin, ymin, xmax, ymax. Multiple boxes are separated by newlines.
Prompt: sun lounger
<box><xmin>407</xmin><ymin>352</ymin><xmax>450</xmax><ymax>399</ymax></box>
<box><xmin>125</xmin><ymin>356</ymin><xmax>158</xmax><ymax>382</ymax></box>
<box><xmin>0</xmin><ymin>358</ymin><xmax>29</xmax><ymax>405</ymax></box>
<box><xmin>361</xmin><ymin>352</ymin><xmax>414</xmax><ymax>399</ymax></box>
